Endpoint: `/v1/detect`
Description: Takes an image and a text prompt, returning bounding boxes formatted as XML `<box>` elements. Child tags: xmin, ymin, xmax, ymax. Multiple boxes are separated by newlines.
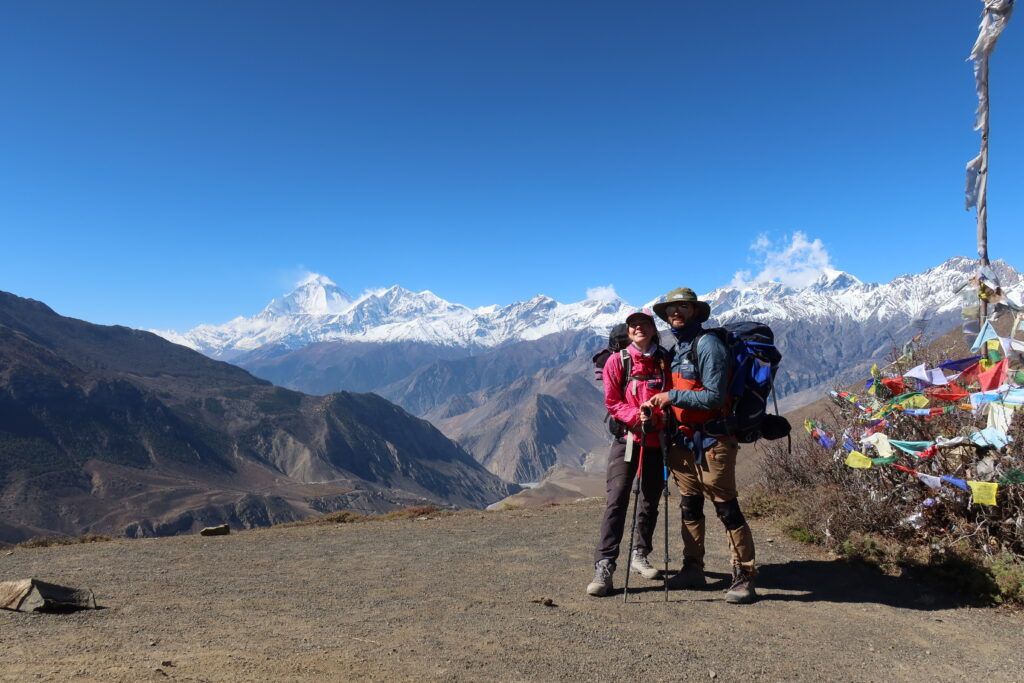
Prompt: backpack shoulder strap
<box><xmin>619</xmin><ymin>349</ymin><xmax>632</xmax><ymax>394</ymax></box>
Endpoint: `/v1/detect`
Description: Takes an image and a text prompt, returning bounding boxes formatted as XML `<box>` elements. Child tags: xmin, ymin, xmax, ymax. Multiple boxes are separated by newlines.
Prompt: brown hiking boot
<box><xmin>725</xmin><ymin>568</ymin><xmax>757</xmax><ymax>604</ymax></box>
<box><xmin>668</xmin><ymin>560</ymin><xmax>706</xmax><ymax>589</ymax></box>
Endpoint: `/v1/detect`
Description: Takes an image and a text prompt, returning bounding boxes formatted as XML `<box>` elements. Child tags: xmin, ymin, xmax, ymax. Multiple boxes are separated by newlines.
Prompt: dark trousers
<box><xmin>593</xmin><ymin>437</ymin><xmax>665</xmax><ymax>567</ymax></box>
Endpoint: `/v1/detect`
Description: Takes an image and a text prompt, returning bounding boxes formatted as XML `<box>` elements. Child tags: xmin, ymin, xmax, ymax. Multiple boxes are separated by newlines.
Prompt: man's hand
<box><xmin>645</xmin><ymin>392</ymin><xmax>671</xmax><ymax>410</ymax></box>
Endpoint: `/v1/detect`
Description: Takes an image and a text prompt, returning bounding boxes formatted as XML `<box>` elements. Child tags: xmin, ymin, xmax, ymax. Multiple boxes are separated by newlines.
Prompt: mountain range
<box><xmin>151</xmin><ymin>257</ymin><xmax>1023</xmax><ymax>484</ymax></box>
<box><xmin>0</xmin><ymin>292</ymin><xmax>517</xmax><ymax>544</ymax></box>
<box><xmin>157</xmin><ymin>274</ymin><xmax>633</xmax><ymax>358</ymax></box>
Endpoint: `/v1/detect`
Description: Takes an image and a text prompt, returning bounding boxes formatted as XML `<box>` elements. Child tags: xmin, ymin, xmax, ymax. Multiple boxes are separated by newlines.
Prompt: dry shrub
<box><xmin>763</xmin><ymin>337</ymin><xmax>1024</xmax><ymax>605</ymax></box>
<box><xmin>281</xmin><ymin>504</ymin><xmax>450</xmax><ymax>528</ymax></box>
<box><xmin>380</xmin><ymin>505</ymin><xmax>447</xmax><ymax>521</ymax></box>
<box><xmin>17</xmin><ymin>533</ymin><xmax>113</xmax><ymax>549</ymax></box>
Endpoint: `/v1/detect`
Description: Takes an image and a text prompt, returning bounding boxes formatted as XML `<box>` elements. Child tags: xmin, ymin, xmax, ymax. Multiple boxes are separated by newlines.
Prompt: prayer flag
<box><xmin>971</xmin><ymin>426</ymin><xmax>1012</xmax><ymax>450</ymax></box>
<box><xmin>916</xmin><ymin>473</ymin><xmax>943</xmax><ymax>490</ymax></box>
<box><xmin>941</xmin><ymin>475</ymin><xmax>970</xmax><ymax>492</ymax></box>
<box><xmin>926</xmin><ymin>384</ymin><xmax>968</xmax><ymax>402</ymax></box>
<box><xmin>970</xmin><ymin>390</ymin><xmax>1002</xmax><ymax>410</ymax></box>
<box><xmin>881</xmin><ymin>377</ymin><xmax>906</xmax><ymax>394</ymax></box>
<box><xmin>939</xmin><ymin>356</ymin><xmax>982</xmax><ymax>372</ymax></box>
<box><xmin>958</xmin><ymin>361</ymin><xmax>982</xmax><ymax>386</ymax></box>
<box><xmin>979</xmin><ymin>358</ymin><xmax>1008</xmax><ymax>391</ymax></box>
<box><xmin>968</xmin><ymin>481</ymin><xmax>998</xmax><ymax>506</ymax></box>
<box><xmin>900</xmin><ymin>394</ymin><xmax>930</xmax><ymax>409</ymax></box>
<box><xmin>862</xmin><ymin>433</ymin><xmax>894</xmax><ymax>459</ymax></box>
<box><xmin>971</xmin><ymin>320</ymin><xmax>998</xmax><ymax>352</ymax></box>
<box><xmin>986</xmin><ymin>338</ymin><xmax>1004</xmax><ymax>363</ymax></box>
<box><xmin>986</xmin><ymin>403</ymin><xmax>1016</xmax><ymax>433</ymax></box>
<box><xmin>845</xmin><ymin>451</ymin><xmax>873</xmax><ymax>469</ymax></box>
<box><xmin>888</xmin><ymin>440</ymin><xmax>934</xmax><ymax>455</ymax></box>
<box><xmin>904</xmin><ymin>364</ymin><xmax>930</xmax><ymax>383</ymax></box>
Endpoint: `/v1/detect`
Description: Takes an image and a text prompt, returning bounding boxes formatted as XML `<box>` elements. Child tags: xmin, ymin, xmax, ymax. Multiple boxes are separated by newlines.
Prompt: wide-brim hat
<box><xmin>652</xmin><ymin>287</ymin><xmax>711</xmax><ymax>323</ymax></box>
<box><xmin>624</xmin><ymin>309</ymin><xmax>656</xmax><ymax>327</ymax></box>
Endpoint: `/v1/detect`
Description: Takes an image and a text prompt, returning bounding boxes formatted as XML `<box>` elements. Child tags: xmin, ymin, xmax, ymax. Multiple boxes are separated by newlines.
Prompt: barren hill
<box><xmin>0</xmin><ymin>292</ymin><xmax>516</xmax><ymax>543</ymax></box>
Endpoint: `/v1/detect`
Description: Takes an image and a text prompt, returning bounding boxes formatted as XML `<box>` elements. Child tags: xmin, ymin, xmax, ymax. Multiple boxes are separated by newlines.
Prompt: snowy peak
<box><xmin>703</xmin><ymin>256</ymin><xmax>1021</xmax><ymax>324</ymax></box>
<box><xmin>158</xmin><ymin>256</ymin><xmax>1021</xmax><ymax>359</ymax></box>
<box><xmin>806</xmin><ymin>268</ymin><xmax>862</xmax><ymax>292</ymax></box>
<box><xmin>261</xmin><ymin>274</ymin><xmax>353</xmax><ymax>317</ymax></box>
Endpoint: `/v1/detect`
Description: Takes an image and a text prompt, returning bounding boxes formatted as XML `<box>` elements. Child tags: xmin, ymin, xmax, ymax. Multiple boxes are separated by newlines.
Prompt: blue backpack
<box><xmin>687</xmin><ymin>322</ymin><xmax>790</xmax><ymax>444</ymax></box>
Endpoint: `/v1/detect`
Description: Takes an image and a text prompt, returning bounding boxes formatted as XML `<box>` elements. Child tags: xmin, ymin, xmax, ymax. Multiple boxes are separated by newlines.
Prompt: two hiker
<box><xmin>587</xmin><ymin>287</ymin><xmax>758</xmax><ymax>604</ymax></box>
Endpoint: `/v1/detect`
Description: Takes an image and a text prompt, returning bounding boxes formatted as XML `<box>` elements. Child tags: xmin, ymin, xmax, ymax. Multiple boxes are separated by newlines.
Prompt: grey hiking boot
<box><xmin>630</xmin><ymin>550</ymin><xmax>661</xmax><ymax>580</ymax></box>
<box><xmin>725</xmin><ymin>568</ymin><xmax>758</xmax><ymax>604</ymax></box>
<box><xmin>668</xmin><ymin>559</ymin><xmax>706</xmax><ymax>589</ymax></box>
<box><xmin>586</xmin><ymin>559</ymin><xmax>614</xmax><ymax>597</ymax></box>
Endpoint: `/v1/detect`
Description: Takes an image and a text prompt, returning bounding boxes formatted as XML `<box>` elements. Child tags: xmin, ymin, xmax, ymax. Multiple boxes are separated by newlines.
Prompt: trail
<box><xmin>1</xmin><ymin>500</ymin><xmax>1021</xmax><ymax>682</ymax></box>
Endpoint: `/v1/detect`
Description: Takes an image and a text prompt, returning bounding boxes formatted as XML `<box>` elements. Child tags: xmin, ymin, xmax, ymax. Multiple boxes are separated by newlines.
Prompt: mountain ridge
<box><xmin>0</xmin><ymin>291</ymin><xmax>517</xmax><ymax>543</ymax></box>
<box><xmin>158</xmin><ymin>257</ymin><xmax>1022</xmax><ymax>360</ymax></box>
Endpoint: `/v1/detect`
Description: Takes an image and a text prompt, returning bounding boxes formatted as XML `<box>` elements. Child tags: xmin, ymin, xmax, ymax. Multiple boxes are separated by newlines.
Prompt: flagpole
<box><xmin>978</xmin><ymin>55</ymin><xmax>989</xmax><ymax>324</ymax></box>
<box><xmin>966</xmin><ymin>0</ymin><xmax>1015</xmax><ymax>325</ymax></box>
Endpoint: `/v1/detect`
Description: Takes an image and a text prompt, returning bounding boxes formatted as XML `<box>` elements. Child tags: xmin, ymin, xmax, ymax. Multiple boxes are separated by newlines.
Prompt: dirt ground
<box><xmin>2</xmin><ymin>499</ymin><xmax>1022</xmax><ymax>682</ymax></box>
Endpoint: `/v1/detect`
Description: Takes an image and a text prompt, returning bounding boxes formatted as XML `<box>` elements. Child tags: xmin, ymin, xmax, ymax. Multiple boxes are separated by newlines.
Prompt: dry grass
<box><xmin>16</xmin><ymin>533</ymin><xmax>113</xmax><ymax>549</ymax></box>
<box><xmin>279</xmin><ymin>504</ymin><xmax>452</xmax><ymax>529</ymax></box>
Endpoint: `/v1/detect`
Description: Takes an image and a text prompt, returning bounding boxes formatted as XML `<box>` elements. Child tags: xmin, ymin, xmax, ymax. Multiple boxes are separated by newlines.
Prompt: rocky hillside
<box><xmin>0</xmin><ymin>292</ymin><xmax>516</xmax><ymax>544</ymax></box>
<box><xmin>241</xmin><ymin>330</ymin><xmax>608</xmax><ymax>483</ymax></box>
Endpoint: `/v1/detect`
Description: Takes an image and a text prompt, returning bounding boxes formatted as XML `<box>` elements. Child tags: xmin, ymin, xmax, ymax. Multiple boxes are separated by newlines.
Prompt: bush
<box><xmin>17</xmin><ymin>533</ymin><xmax>113</xmax><ymax>549</ymax></box>
<box><xmin>764</xmin><ymin>333</ymin><xmax>1024</xmax><ymax>605</ymax></box>
<box><xmin>280</xmin><ymin>504</ymin><xmax>450</xmax><ymax>528</ymax></box>
<box><xmin>990</xmin><ymin>555</ymin><xmax>1024</xmax><ymax>605</ymax></box>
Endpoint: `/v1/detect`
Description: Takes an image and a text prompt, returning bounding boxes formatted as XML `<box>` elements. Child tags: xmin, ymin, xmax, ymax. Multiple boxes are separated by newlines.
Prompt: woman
<box><xmin>586</xmin><ymin>309</ymin><xmax>670</xmax><ymax>597</ymax></box>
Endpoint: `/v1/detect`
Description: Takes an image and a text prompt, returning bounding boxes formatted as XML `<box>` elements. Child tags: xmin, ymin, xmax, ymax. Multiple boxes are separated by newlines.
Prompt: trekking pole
<box><xmin>622</xmin><ymin>424</ymin><xmax>647</xmax><ymax>603</ymax></box>
<box><xmin>659</xmin><ymin>408</ymin><xmax>671</xmax><ymax>602</ymax></box>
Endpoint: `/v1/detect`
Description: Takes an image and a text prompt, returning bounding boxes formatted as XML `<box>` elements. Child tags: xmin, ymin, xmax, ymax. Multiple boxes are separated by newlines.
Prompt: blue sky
<box><xmin>2</xmin><ymin>1</ymin><xmax>1021</xmax><ymax>329</ymax></box>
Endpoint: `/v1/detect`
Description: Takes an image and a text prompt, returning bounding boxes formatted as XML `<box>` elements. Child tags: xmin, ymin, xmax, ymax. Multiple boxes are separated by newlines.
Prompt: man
<box><xmin>645</xmin><ymin>287</ymin><xmax>757</xmax><ymax>604</ymax></box>
<box><xmin>586</xmin><ymin>310</ymin><xmax>670</xmax><ymax>597</ymax></box>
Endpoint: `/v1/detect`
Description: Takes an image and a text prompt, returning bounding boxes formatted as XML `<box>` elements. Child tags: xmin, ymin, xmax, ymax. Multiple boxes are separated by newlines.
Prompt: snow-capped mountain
<box><xmin>157</xmin><ymin>256</ymin><xmax>1021</xmax><ymax>362</ymax></box>
<box><xmin>705</xmin><ymin>256</ymin><xmax>1021</xmax><ymax>328</ymax></box>
<box><xmin>158</xmin><ymin>280</ymin><xmax>633</xmax><ymax>359</ymax></box>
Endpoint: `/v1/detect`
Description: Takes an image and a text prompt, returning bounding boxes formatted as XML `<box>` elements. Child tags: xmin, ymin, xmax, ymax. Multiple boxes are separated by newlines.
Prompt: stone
<box><xmin>0</xmin><ymin>579</ymin><xmax>96</xmax><ymax>612</ymax></box>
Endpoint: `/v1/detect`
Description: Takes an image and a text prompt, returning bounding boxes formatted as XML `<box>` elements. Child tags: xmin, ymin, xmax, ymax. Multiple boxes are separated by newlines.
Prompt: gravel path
<box><xmin>1</xmin><ymin>499</ymin><xmax>1021</xmax><ymax>682</ymax></box>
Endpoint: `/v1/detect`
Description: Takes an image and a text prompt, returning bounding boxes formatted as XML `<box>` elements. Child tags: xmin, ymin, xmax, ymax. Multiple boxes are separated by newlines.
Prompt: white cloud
<box><xmin>585</xmin><ymin>284</ymin><xmax>619</xmax><ymax>302</ymax></box>
<box><xmin>731</xmin><ymin>231</ymin><xmax>834</xmax><ymax>289</ymax></box>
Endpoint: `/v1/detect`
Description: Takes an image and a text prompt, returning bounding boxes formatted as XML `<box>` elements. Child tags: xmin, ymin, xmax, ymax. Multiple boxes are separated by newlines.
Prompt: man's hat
<box><xmin>625</xmin><ymin>308</ymin><xmax>656</xmax><ymax>327</ymax></box>
<box><xmin>652</xmin><ymin>287</ymin><xmax>711</xmax><ymax>323</ymax></box>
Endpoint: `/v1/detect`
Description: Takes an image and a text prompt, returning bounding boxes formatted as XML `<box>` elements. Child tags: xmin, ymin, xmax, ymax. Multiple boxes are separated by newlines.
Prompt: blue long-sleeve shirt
<box><xmin>667</xmin><ymin>324</ymin><xmax>730</xmax><ymax>411</ymax></box>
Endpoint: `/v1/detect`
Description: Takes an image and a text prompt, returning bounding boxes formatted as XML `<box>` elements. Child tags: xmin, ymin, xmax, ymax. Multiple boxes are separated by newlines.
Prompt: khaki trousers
<box><xmin>665</xmin><ymin>439</ymin><xmax>755</xmax><ymax>572</ymax></box>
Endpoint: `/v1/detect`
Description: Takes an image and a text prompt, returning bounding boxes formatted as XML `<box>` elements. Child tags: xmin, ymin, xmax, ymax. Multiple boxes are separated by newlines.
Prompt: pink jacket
<box><xmin>603</xmin><ymin>343</ymin><xmax>671</xmax><ymax>448</ymax></box>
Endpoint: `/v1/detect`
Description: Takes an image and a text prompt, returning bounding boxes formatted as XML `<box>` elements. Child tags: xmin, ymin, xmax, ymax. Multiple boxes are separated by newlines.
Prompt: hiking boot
<box><xmin>725</xmin><ymin>568</ymin><xmax>758</xmax><ymax>604</ymax></box>
<box><xmin>630</xmin><ymin>550</ymin><xmax>661</xmax><ymax>580</ymax></box>
<box><xmin>586</xmin><ymin>559</ymin><xmax>614</xmax><ymax>597</ymax></box>
<box><xmin>668</xmin><ymin>560</ymin><xmax>706</xmax><ymax>589</ymax></box>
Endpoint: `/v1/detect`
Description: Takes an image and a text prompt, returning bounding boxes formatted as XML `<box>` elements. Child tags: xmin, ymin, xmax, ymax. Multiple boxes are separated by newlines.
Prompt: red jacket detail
<box><xmin>603</xmin><ymin>344</ymin><xmax>671</xmax><ymax>448</ymax></box>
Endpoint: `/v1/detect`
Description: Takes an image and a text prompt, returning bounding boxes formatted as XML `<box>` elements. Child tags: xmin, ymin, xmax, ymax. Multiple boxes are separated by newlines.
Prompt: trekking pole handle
<box><xmin>640</xmin><ymin>405</ymin><xmax>653</xmax><ymax>434</ymax></box>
